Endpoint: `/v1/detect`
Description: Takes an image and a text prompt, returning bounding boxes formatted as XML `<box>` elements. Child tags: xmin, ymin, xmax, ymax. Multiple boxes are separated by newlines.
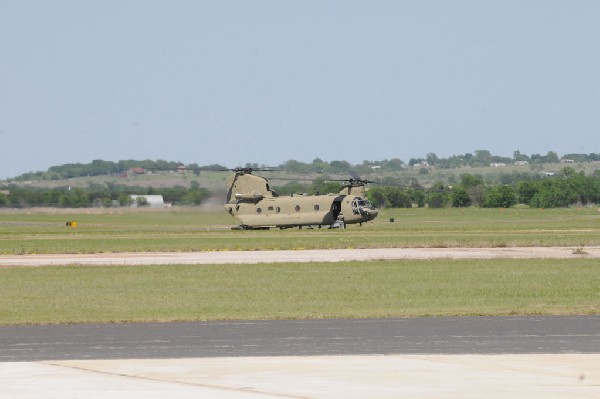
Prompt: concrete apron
<box><xmin>2</xmin><ymin>354</ymin><xmax>599</xmax><ymax>399</ymax></box>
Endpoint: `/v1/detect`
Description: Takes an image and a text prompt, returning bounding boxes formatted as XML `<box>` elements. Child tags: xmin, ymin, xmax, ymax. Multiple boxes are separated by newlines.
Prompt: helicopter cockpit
<box><xmin>351</xmin><ymin>197</ymin><xmax>377</xmax><ymax>216</ymax></box>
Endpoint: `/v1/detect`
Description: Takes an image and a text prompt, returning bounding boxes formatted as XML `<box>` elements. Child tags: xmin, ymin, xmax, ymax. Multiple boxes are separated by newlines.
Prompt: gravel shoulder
<box><xmin>1</xmin><ymin>246</ymin><xmax>599</xmax><ymax>267</ymax></box>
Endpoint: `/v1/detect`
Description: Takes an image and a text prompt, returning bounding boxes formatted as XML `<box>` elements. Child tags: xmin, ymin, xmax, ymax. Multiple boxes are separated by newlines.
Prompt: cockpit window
<box><xmin>353</xmin><ymin>198</ymin><xmax>374</xmax><ymax>208</ymax></box>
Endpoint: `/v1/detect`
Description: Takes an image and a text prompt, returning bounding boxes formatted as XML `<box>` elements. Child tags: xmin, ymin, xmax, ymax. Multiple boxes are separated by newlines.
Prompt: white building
<box><xmin>130</xmin><ymin>195</ymin><xmax>165</xmax><ymax>208</ymax></box>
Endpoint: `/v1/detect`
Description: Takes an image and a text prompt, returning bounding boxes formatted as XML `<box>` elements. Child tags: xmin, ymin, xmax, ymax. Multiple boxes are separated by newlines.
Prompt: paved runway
<box><xmin>2</xmin><ymin>316</ymin><xmax>599</xmax><ymax>362</ymax></box>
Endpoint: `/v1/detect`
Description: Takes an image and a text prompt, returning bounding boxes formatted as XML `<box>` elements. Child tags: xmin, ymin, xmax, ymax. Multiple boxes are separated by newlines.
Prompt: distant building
<box><xmin>128</xmin><ymin>167</ymin><xmax>146</xmax><ymax>175</ymax></box>
<box><xmin>413</xmin><ymin>161</ymin><xmax>430</xmax><ymax>170</ymax></box>
<box><xmin>130</xmin><ymin>195</ymin><xmax>165</xmax><ymax>208</ymax></box>
<box><xmin>514</xmin><ymin>161</ymin><xmax>529</xmax><ymax>166</ymax></box>
<box><xmin>490</xmin><ymin>163</ymin><xmax>506</xmax><ymax>168</ymax></box>
<box><xmin>560</xmin><ymin>158</ymin><xmax>575</xmax><ymax>163</ymax></box>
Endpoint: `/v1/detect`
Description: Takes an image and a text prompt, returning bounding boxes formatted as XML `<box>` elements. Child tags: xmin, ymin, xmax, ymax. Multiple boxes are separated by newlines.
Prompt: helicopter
<box><xmin>222</xmin><ymin>168</ymin><xmax>378</xmax><ymax>230</ymax></box>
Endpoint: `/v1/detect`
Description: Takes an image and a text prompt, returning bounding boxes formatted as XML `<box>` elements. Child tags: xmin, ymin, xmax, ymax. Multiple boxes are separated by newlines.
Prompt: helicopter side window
<box><xmin>295</xmin><ymin>205</ymin><xmax>300</xmax><ymax>212</ymax></box>
<box><xmin>276</xmin><ymin>207</ymin><xmax>281</xmax><ymax>214</ymax></box>
<box><xmin>256</xmin><ymin>207</ymin><xmax>262</xmax><ymax>214</ymax></box>
<box><xmin>314</xmin><ymin>204</ymin><xmax>320</xmax><ymax>211</ymax></box>
<box><xmin>351</xmin><ymin>200</ymin><xmax>358</xmax><ymax>214</ymax></box>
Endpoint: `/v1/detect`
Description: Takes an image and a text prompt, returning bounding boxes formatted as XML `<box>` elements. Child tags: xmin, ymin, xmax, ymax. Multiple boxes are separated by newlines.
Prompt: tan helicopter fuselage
<box><xmin>224</xmin><ymin>172</ymin><xmax>378</xmax><ymax>229</ymax></box>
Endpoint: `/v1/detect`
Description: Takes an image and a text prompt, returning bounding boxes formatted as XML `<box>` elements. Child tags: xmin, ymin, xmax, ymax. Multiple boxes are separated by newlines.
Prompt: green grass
<box><xmin>1</xmin><ymin>259</ymin><xmax>599</xmax><ymax>325</ymax></box>
<box><xmin>1</xmin><ymin>207</ymin><xmax>600</xmax><ymax>254</ymax></box>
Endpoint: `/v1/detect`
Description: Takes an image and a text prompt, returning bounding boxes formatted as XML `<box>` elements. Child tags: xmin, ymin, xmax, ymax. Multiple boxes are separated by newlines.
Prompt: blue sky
<box><xmin>1</xmin><ymin>1</ymin><xmax>599</xmax><ymax>178</ymax></box>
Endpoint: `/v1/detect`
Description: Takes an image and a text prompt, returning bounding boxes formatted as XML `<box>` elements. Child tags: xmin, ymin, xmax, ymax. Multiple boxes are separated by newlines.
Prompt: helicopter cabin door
<box><xmin>331</xmin><ymin>199</ymin><xmax>342</xmax><ymax>220</ymax></box>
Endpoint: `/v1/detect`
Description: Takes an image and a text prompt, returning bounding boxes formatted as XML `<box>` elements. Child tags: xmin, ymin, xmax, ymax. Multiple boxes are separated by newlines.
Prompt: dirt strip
<box><xmin>1</xmin><ymin>247</ymin><xmax>600</xmax><ymax>267</ymax></box>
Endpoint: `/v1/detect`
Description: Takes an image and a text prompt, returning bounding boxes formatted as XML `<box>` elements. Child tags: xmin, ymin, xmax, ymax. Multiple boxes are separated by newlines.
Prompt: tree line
<box><xmin>2</xmin><ymin>167</ymin><xmax>600</xmax><ymax>209</ymax></box>
<box><xmin>8</xmin><ymin>151</ymin><xmax>600</xmax><ymax>182</ymax></box>
<box><xmin>0</xmin><ymin>182</ymin><xmax>209</xmax><ymax>208</ymax></box>
<box><xmin>364</xmin><ymin>167</ymin><xmax>600</xmax><ymax>209</ymax></box>
<box><xmin>12</xmin><ymin>159</ymin><xmax>207</xmax><ymax>181</ymax></box>
<box><xmin>267</xmin><ymin>166</ymin><xmax>600</xmax><ymax>209</ymax></box>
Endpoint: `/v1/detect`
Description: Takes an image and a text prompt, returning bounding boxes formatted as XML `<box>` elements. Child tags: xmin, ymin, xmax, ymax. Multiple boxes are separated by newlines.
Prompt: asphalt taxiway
<box><xmin>2</xmin><ymin>316</ymin><xmax>599</xmax><ymax>361</ymax></box>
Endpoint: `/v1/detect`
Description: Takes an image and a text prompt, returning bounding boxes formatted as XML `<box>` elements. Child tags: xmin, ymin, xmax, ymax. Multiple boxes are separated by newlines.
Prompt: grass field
<box><xmin>1</xmin><ymin>207</ymin><xmax>600</xmax><ymax>254</ymax></box>
<box><xmin>1</xmin><ymin>259</ymin><xmax>599</xmax><ymax>325</ymax></box>
<box><xmin>2</xmin><ymin>207</ymin><xmax>599</xmax><ymax>325</ymax></box>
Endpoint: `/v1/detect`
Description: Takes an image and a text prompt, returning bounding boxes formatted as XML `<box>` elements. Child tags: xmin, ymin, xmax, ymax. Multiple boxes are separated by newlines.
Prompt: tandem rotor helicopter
<box><xmin>220</xmin><ymin>167</ymin><xmax>379</xmax><ymax>230</ymax></box>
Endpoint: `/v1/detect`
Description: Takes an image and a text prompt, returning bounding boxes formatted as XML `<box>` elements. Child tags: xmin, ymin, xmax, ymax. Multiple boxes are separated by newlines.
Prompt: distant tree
<box><xmin>0</xmin><ymin>192</ymin><xmax>8</xmax><ymax>206</ymax></box>
<box><xmin>311</xmin><ymin>158</ymin><xmax>329</xmax><ymax>173</ymax></box>
<box><xmin>329</xmin><ymin>160</ymin><xmax>352</xmax><ymax>173</ymax></box>
<box><xmin>513</xmin><ymin>150</ymin><xmax>529</xmax><ymax>162</ymax></box>
<box><xmin>451</xmin><ymin>187</ymin><xmax>471</xmax><ymax>207</ymax></box>
<box><xmin>366</xmin><ymin>186</ymin><xmax>386</xmax><ymax>207</ymax></box>
<box><xmin>562</xmin><ymin>169</ymin><xmax>600</xmax><ymax>205</ymax></box>
<box><xmin>460</xmin><ymin>174</ymin><xmax>483</xmax><ymax>188</ymax></box>
<box><xmin>160</xmin><ymin>186</ymin><xmax>189</xmax><ymax>203</ymax></box>
<box><xmin>366</xmin><ymin>186</ymin><xmax>412</xmax><ymax>208</ymax></box>
<box><xmin>459</xmin><ymin>173</ymin><xmax>484</xmax><ymax>206</ymax></box>
<box><xmin>483</xmin><ymin>185</ymin><xmax>517</xmax><ymax>208</ymax></box>
<box><xmin>559</xmin><ymin>166</ymin><xmax>578</xmax><ymax>177</ymax></box>
<box><xmin>516</xmin><ymin>181</ymin><xmax>537</xmax><ymax>204</ymax></box>
<box><xmin>309</xmin><ymin>180</ymin><xmax>341</xmax><ymax>195</ymax></box>
<box><xmin>473</xmin><ymin>150</ymin><xmax>492</xmax><ymax>166</ymax></box>
<box><xmin>545</xmin><ymin>151</ymin><xmax>560</xmax><ymax>163</ymax></box>
<box><xmin>89</xmin><ymin>159</ymin><xmax>118</xmax><ymax>175</ymax></box>
<box><xmin>381</xmin><ymin>158</ymin><xmax>405</xmax><ymax>171</ymax></box>
<box><xmin>274</xmin><ymin>181</ymin><xmax>310</xmax><ymax>196</ymax></box>
<box><xmin>427</xmin><ymin>182</ymin><xmax>449</xmax><ymax>208</ymax></box>
<box><xmin>118</xmin><ymin>194</ymin><xmax>132</xmax><ymax>206</ymax></box>
<box><xmin>281</xmin><ymin>159</ymin><xmax>308</xmax><ymax>173</ymax></box>
<box><xmin>562</xmin><ymin>153</ymin><xmax>589</xmax><ymax>163</ymax></box>
<box><xmin>410</xmin><ymin>189</ymin><xmax>427</xmax><ymax>208</ymax></box>
<box><xmin>408</xmin><ymin>158</ymin><xmax>425</xmax><ymax>167</ymax></box>
<box><xmin>463</xmin><ymin>153</ymin><xmax>474</xmax><ymax>165</ymax></box>
<box><xmin>530</xmin><ymin>179</ymin><xmax>578</xmax><ymax>208</ymax></box>
<box><xmin>426</xmin><ymin>153</ymin><xmax>439</xmax><ymax>166</ymax></box>
<box><xmin>181</xmin><ymin>188</ymin><xmax>208</xmax><ymax>205</ymax></box>
<box><xmin>384</xmin><ymin>187</ymin><xmax>412</xmax><ymax>208</ymax></box>
<box><xmin>58</xmin><ymin>189</ymin><xmax>89</xmax><ymax>208</ymax></box>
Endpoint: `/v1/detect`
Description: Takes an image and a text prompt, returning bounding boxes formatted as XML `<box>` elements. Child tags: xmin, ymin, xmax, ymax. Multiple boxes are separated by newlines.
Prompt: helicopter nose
<box><xmin>360</xmin><ymin>207</ymin><xmax>378</xmax><ymax>219</ymax></box>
